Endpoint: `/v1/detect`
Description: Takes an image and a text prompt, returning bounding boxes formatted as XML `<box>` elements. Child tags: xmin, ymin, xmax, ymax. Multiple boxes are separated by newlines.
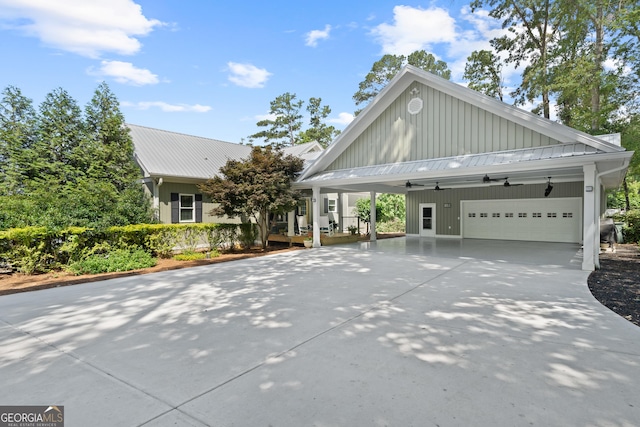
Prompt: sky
<box><xmin>0</xmin><ymin>0</ymin><xmax>519</xmax><ymax>144</ymax></box>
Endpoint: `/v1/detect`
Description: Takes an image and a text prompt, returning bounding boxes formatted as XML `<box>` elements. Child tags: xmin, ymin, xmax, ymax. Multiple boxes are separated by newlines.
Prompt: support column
<box><xmin>370</xmin><ymin>191</ymin><xmax>377</xmax><ymax>242</ymax></box>
<box><xmin>287</xmin><ymin>210</ymin><xmax>295</xmax><ymax>237</ymax></box>
<box><xmin>312</xmin><ymin>187</ymin><xmax>321</xmax><ymax>247</ymax></box>
<box><xmin>582</xmin><ymin>164</ymin><xmax>597</xmax><ymax>271</ymax></box>
<box><xmin>337</xmin><ymin>191</ymin><xmax>344</xmax><ymax>233</ymax></box>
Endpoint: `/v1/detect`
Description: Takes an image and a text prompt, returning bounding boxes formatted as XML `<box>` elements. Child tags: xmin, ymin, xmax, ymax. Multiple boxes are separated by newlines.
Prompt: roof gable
<box><xmin>300</xmin><ymin>65</ymin><xmax>624</xmax><ymax>181</ymax></box>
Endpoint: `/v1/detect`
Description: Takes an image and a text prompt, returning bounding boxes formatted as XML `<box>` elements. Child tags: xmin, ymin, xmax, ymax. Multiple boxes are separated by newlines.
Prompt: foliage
<box><xmin>249</xmin><ymin>93</ymin><xmax>339</xmax><ymax>148</ymax></box>
<box><xmin>173</xmin><ymin>251</ymin><xmax>207</xmax><ymax>261</ymax></box>
<box><xmin>463</xmin><ymin>50</ymin><xmax>504</xmax><ymax>101</ymax></box>
<box><xmin>238</xmin><ymin>222</ymin><xmax>258</xmax><ymax>249</ymax></box>
<box><xmin>607</xmin><ymin>177</ymin><xmax>640</xmax><ymax>210</ymax></box>
<box><xmin>352</xmin><ymin>50</ymin><xmax>451</xmax><ymax>114</ymax></box>
<box><xmin>353</xmin><ymin>194</ymin><xmax>405</xmax><ymax>225</ymax></box>
<box><xmin>0</xmin><ymin>83</ymin><xmax>154</xmax><ymax>230</ymax></box>
<box><xmin>376</xmin><ymin>218</ymin><xmax>406</xmax><ymax>233</ymax></box>
<box><xmin>67</xmin><ymin>248</ymin><xmax>156</xmax><ymax>275</ymax></box>
<box><xmin>199</xmin><ymin>146</ymin><xmax>304</xmax><ymax>249</ymax></box>
<box><xmin>297</xmin><ymin>97</ymin><xmax>340</xmax><ymax>148</ymax></box>
<box><xmin>614</xmin><ymin>210</ymin><xmax>640</xmax><ymax>244</ymax></box>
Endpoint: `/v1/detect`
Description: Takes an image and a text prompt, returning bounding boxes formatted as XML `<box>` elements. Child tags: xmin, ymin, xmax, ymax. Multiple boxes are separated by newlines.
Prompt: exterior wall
<box><xmin>406</xmin><ymin>181</ymin><xmax>584</xmax><ymax>235</ymax></box>
<box><xmin>158</xmin><ymin>181</ymin><xmax>240</xmax><ymax>224</ymax></box>
<box><xmin>328</xmin><ymin>83</ymin><xmax>560</xmax><ymax>171</ymax></box>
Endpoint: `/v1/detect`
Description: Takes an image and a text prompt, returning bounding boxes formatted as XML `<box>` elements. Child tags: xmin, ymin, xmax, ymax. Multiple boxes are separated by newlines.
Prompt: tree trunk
<box><xmin>591</xmin><ymin>1</ymin><xmax>604</xmax><ymax>132</ymax></box>
<box><xmin>624</xmin><ymin>175</ymin><xmax>631</xmax><ymax>211</ymax></box>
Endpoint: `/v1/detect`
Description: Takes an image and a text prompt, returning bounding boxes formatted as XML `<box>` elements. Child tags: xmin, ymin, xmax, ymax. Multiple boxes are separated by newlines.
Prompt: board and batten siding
<box><xmin>405</xmin><ymin>181</ymin><xmax>583</xmax><ymax>236</ymax></box>
<box><xmin>158</xmin><ymin>181</ymin><xmax>240</xmax><ymax>224</ymax></box>
<box><xmin>328</xmin><ymin>83</ymin><xmax>559</xmax><ymax>171</ymax></box>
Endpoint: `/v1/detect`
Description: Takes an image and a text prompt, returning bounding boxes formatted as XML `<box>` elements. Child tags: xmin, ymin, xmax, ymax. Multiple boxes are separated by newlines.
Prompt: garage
<box><xmin>461</xmin><ymin>198</ymin><xmax>582</xmax><ymax>243</ymax></box>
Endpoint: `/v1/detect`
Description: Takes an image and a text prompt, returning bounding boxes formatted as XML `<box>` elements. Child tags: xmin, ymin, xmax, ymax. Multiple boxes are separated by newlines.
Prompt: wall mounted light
<box><xmin>544</xmin><ymin>177</ymin><xmax>553</xmax><ymax>197</ymax></box>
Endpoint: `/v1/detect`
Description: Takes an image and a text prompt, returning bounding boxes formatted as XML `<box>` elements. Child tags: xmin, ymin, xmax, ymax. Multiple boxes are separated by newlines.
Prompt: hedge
<box><xmin>0</xmin><ymin>223</ymin><xmax>253</xmax><ymax>274</ymax></box>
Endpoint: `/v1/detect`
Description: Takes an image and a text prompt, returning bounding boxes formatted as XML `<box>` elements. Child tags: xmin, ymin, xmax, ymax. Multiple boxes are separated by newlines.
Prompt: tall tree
<box><xmin>298</xmin><ymin>97</ymin><xmax>340</xmax><ymax>148</ymax></box>
<box><xmin>198</xmin><ymin>146</ymin><xmax>304</xmax><ymax>249</ymax></box>
<box><xmin>249</xmin><ymin>92</ymin><xmax>304</xmax><ymax>148</ymax></box>
<box><xmin>85</xmin><ymin>82</ymin><xmax>140</xmax><ymax>190</ymax></box>
<box><xmin>353</xmin><ymin>50</ymin><xmax>451</xmax><ymax>114</ymax></box>
<box><xmin>463</xmin><ymin>50</ymin><xmax>505</xmax><ymax>100</ymax></box>
<box><xmin>0</xmin><ymin>86</ymin><xmax>38</xmax><ymax>195</ymax></box>
<box><xmin>471</xmin><ymin>0</ymin><xmax>558</xmax><ymax>119</ymax></box>
<box><xmin>36</xmin><ymin>87</ymin><xmax>87</xmax><ymax>186</ymax></box>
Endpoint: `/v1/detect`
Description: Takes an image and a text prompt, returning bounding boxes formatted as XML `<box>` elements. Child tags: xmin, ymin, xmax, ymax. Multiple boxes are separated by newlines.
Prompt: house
<box><xmin>294</xmin><ymin>65</ymin><xmax>633</xmax><ymax>271</ymax></box>
<box><xmin>129</xmin><ymin>124</ymin><xmax>365</xmax><ymax>233</ymax></box>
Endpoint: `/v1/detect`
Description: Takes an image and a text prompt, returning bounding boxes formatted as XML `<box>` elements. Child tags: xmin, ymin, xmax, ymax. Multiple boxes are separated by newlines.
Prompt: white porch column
<box><xmin>370</xmin><ymin>191</ymin><xmax>377</xmax><ymax>242</ymax></box>
<box><xmin>312</xmin><ymin>187</ymin><xmax>321</xmax><ymax>247</ymax></box>
<box><xmin>582</xmin><ymin>164</ymin><xmax>597</xmax><ymax>271</ymax></box>
<box><xmin>287</xmin><ymin>210</ymin><xmax>295</xmax><ymax>237</ymax></box>
<box><xmin>337</xmin><ymin>191</ymin><xmax>344</xmax><ymax>233</ymax></box>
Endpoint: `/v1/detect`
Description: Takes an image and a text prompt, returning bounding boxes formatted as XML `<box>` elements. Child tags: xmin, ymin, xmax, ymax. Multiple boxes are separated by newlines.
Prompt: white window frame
<box><xmin>328</xmin><ymin>198</ymin><xmax>337</xmax><ymax>213</ymax></box>
<box><xmin>179</xmin><ymin>193</ymin><xmax>195</xmax><ymax>223</ymax></box>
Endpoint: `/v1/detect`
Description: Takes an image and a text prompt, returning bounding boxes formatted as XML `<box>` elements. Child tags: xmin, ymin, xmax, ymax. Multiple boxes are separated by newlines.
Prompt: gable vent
<box><xmin>408</xmin><ymin>97</ymin><xmax>423</xmax><ymax>115</ymax></box>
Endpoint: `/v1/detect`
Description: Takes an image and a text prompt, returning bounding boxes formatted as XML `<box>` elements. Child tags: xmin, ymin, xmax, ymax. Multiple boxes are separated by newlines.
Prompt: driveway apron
<box><xmin>0</xmin><ymin>238</ymin><xmax>638</xmax><ymax>426</ymax></box>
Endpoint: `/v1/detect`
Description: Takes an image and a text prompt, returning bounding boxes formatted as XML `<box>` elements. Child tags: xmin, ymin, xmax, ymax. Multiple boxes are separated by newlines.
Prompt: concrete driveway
<box><xmin>0</xmin><ymin>237</ymin><xmax>639</xmax><ymax>426</ymax></box>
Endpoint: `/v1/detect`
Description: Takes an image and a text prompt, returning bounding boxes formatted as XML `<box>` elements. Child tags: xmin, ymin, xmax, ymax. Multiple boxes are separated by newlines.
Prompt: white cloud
<box><xmin>371</xmin><ymin>5</ymin><xmax>457</xmax><ymax>55</ymax></box>
<box><xmin>329</xmin><ymin>112</ymin><xmax>354</xmax><ymax>126</ymax></box>
<box><xmin>0</xmin><ymin>0</ymin><xmax>164</xmax><ymax>58</ymax></box>
<box><xmin>121</xmin><ymin>101</ymin><xmax>211</xmax><ymax>113</ymax></box>
<box><xmin>227</xmin><ymin>62</ymin><xmax>272</xmax><ymax>88</ymax></box>
<box><xmin>305</xmin><ymin>24</ymin><xmax>331</xmax><ymax>47</ymax></box>
<box><xmin>89</xmin><ymin>60</ymin><xmax>159</xmax><ymax>85</ymax></box>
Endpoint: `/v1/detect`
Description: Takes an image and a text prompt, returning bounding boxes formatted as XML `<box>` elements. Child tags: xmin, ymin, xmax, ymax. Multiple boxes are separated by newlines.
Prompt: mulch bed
<box><xmin>588</xmin><ymin>244</ymin><xmax>640</xmax><ymax>327</ymax></box>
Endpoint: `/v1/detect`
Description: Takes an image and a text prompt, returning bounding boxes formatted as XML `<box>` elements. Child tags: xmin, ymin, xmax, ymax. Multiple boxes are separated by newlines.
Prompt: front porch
<box><xmin>268</xmin><ymin>232</ymin><xmax>367</xmax><ymax>247</ymax></box>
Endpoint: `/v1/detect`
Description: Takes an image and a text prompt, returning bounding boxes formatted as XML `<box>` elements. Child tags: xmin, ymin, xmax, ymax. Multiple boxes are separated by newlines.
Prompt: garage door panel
<box><xmin>462</xmin><ymin>198</ymin><xmax>581</xmax><ymax>243</ymax></box>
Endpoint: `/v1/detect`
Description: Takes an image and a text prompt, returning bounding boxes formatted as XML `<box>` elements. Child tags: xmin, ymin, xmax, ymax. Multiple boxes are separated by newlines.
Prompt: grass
<box><xmin>67</xmin><ymin>248</ymin><xmax>157</xmax><ymax>275</ymax></box>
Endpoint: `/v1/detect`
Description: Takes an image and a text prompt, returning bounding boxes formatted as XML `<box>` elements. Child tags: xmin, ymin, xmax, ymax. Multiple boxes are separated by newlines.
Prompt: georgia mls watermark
<box><xmin>0</xmin><ymin>406</ymin><xmax>64</xmax><ymax>427</ymax></box>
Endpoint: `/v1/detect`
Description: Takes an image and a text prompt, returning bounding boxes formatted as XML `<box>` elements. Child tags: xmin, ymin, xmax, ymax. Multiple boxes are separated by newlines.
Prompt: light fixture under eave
<box><xmin>544</xmin><ymin>177</ymin><xmax>553</xmax><ymax>197</ymax></box>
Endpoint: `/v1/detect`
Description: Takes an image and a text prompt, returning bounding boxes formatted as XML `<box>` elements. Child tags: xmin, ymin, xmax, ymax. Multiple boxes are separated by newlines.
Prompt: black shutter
<box><xmin>170</xmin><ymin>193</ymin><xmax>179</xmax><ymax>223</ymax></box>
<box><xmin>195</xmin><ymin>194</ymin><xmax>203</xmax><ymax>223</ymax></box>
<box><xmin>323</xmin><ymin>197</ymin><xmax>328</xmax><ymax>214</ymax></box>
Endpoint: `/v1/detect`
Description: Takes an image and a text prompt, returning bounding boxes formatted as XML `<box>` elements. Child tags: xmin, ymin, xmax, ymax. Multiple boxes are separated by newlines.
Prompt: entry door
<box><xmin>419</xmin><ymin>203</ymin><xmax>436</xmax><ymax>237</ymax></box>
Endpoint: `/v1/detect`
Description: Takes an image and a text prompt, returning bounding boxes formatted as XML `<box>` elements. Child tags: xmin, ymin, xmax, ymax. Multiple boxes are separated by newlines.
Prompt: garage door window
<box><xmin>505</xmin><ymin>213</ymin><xmax>513</xmax><ymax>218</ymax></box>
<box><xmin>492</xmin><ymin>213</ymin><xmax>500</xmax><ymax>218</ymax></box>
<box><xmin>563</xmin><ymin>212</ymin><xmax>573</xmax><ymax>218</ymax></box>
<box><xmin>480</xmin><ymin>213</ymin><xmax>488</xmax><ymax>218</ymax></box>
<box><xmin>468</xmin><ymin>213</ymin><xmax>476</xmax><ymax>218</ymax></box>
<box><xmin>547</xmin><ymin>213</ymin><xmax>557</xmax><ymax>218</ymax></box>
<box><xmin>518</xmin><ymin>213</ymin><xmax>527</xmax><ymax>218</ymax></box>
<box><xmin>533</xmin><ymin>213</ymin><xmax>542</xmax><ymax>218</ymax></box>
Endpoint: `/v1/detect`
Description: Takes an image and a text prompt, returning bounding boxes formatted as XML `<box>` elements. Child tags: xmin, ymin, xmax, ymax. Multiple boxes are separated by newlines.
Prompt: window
<box><xmin>505</xmin><ymin>213</ymin><xmax>514</xmax><ymax>218</ymax></box>
<box><xmin>468</xmin><ymin>213</ymin><xmax>476</xmax><ymax>218</ymax></box>
<box><xmin>180</xmin><ymin>194</ymin><xmax>195</xmax><ymax>222</ymax></box>
<box><xmin>547</xmin><ymin>212</ymin><xmax>557</xmax><ymax>218</ymax></box>
<box><xmin>563</xmin><ymin>212</ymin><xmax>573</xmax><ymax>218</ymax></box>
<box><xmin>480</xmin><ymin>213</ymin><xmax>488</xmax><ymax>218</ymax></box>
<box><xmin>298</xmin><ymin>199</ymin><xmax>307</xmax><ymax>216</ymax></box>
<box><xmin>533</xmin><ymin>213</ymin><xmax>542</xmax><ymax>218</ymax></box>
<box><xmin>518</xmin><ymin>213</ymin><xmax>527</xmax><ymax>218</ymax></box>
<box><xmin>492</xmin><ymin>213</ymin><xmax>500</xmax><ymax>218</ymax></box>
<box><xmin>328</xmin><ymin>199</ymin><xmax>337</xmax><ymax>213</ymax></box>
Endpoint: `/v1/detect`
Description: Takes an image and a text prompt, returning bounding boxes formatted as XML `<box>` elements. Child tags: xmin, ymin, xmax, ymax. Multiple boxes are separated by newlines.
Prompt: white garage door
<box><xmin>461</xmin><ymin>198</ymin><xmax>582</xmax><ymax>243</ymax></box>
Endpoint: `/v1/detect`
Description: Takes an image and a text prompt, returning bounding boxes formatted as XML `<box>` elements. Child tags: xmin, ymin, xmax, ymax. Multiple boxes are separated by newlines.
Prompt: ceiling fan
<box><xmin>433</xmin><ymin>182</ymin><xmax>450</xmax><ymax>191</ymax></box>
<box><xmin>482</xmin><ymin>174</ymin><xmax>507</xmax><ymax>183</ymax></box>
<box><xmin>405</xmin><ymin>180</ymin><xmax>425</xmax><ymax>188</ymax></box>
<box><xmin>503</xmin><ymin>178</ymin><xmax>524</xmax><ymax>187</ymax></box>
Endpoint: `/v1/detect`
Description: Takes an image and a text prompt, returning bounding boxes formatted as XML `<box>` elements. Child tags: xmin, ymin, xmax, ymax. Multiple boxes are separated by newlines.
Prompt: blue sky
<box><xmin>0</xmin><ymin>0</ymin><xmax>516</xmax><ymax>144</ymax></box>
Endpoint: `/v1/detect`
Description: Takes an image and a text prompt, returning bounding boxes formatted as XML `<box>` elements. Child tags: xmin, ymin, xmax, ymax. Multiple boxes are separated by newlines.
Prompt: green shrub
<box><xmin>622</xmin><ymin>210</ymin><xmax>640</xmax><ymax>244</ymax></box>
<box><xmin>67</xmin><ymin>248</ymin><xmax>156</xmax><ymax>275</ymax></box>
<box><xmin>238</xmin><ymin>222</ymin><xmax>258</xmax><ymax>249</ymax></box>
<box><xmin>174</xmin><ymin>251</ymin><xmax>206</xmax><ymax>261</ymax></box>
<box><xmin>376</xmin><ymin>218</ymin><xmax>406</xmax><ymax>233</ymax></box>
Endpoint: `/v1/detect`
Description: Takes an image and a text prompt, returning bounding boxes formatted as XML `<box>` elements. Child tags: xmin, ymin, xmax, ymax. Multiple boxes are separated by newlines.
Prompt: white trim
<box><xmin>419</xmin><ymin>203</ymin><xmax>436</xmax><ymax>237</ymax></box>
<box><xmin>435</xmin><ymin>234</ymin><xmax>462</xmax><ymax>239</ymax></box>
<box><xmin>179</xmin><ymin>193</ymin><xmax>196</xmax><ymax>223</ymax></box>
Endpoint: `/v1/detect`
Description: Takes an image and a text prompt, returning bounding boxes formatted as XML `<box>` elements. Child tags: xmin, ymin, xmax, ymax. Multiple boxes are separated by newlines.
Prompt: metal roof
<box><xmin>129</xmin><ymin>124</ymin><xmax>321</xmax><ymax>180</ymax></box>
<box><xmin>299</xmin><ymin>143</ymin><xmax>602</xmax><ymax>184</ymax></box>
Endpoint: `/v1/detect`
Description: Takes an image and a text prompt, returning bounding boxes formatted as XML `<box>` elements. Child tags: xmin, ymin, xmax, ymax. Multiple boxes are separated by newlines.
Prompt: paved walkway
<box><xmin>0</xmin><ymin>238</ymin><xmax>638</xmax><ymax>426</ymax></box>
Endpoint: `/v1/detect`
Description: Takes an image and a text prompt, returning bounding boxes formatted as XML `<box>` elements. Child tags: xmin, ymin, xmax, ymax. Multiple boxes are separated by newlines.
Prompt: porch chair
<box><xmin>319</xmin><ymin>216</ymin><xmax>334</xmax><ymax>236</ymax></box>
<box><xmin>297</xmin><ymin>216</ymin><xmax>308</xmax><ymax>235</ymax></box>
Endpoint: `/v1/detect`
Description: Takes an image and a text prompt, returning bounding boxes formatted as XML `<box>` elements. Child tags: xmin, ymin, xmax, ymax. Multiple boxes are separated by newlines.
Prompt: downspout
<box><xmin>154</xmin><ymin>177</ymin><xmax>163</xmax><ymax>221</ymax></box>
<box><xmin>594</xmin><ymin>163</ymin><xmax>629</xmax><ymax>269</ymax></box>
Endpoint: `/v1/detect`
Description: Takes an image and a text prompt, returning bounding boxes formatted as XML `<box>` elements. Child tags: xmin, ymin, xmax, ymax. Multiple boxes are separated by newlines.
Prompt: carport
<box><xmin>294</xmin><ymin>66</ymin><xmax>633</xmax><ymax>271</ymax></box>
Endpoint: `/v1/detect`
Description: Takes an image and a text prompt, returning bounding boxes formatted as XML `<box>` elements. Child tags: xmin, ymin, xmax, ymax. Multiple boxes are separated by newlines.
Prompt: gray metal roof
<box><xmin>299</xmin><ymin>143</ymin><xmax>602</xmax><ymax>184</ymax></box>
<box><xmin>129</xmin><ymin>124</ymin><xmax>322</xmax><ymax>180</ymax></box>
